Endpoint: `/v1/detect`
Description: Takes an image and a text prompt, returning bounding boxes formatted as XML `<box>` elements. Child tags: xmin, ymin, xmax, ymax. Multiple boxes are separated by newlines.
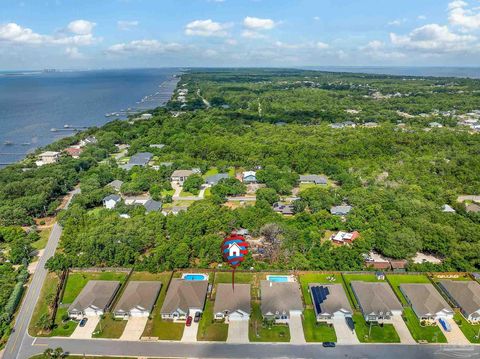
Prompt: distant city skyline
<box><xmin>1</xmin><ymin>0</ymin><xmax>480</xmax><ymax>70</ymax></box>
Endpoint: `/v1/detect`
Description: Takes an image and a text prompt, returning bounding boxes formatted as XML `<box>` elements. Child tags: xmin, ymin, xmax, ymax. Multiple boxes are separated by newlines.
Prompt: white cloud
<box><xmin>418</xmin><ymin>15</ymin><xmax>427</xmax><ymax>20</ymax></box>
<box><xmin>388</xmin><ymin>18</ymin><xmax>407</xmax><ymax>26</ymax></box>
<box><xmin>241</xmin><ymin>29</ymin><xmax>266</xmax><ymax>39</ymax></box>
<box><xmin>0</xmin><ymin>23</ymin><xmax>45</xmax><ymax>44</ymax></box>
<box><xmin>225</xmin><ymin>38</ymin><xmax>237</xmax><ymax>45</ymax></box>
<box><xmin>390</xmin><ymin>23</ymin><xmax>476</xmax><ymax>52</ymax></box>
<box><xmin>361</xmin><ymin>40</ymin><xmax>406</xmax><ymax>60</ymax></box>
<box><xmin>67</xmin><ymin>20</ymin><xmax>96</xmax><ymax>35</ymax></box>
<box><xmin>315</xmin><ymin>41</ymin><xmax>329</xmax><ymax>49</ymax></box>
<box><xmin>185</xmin><ymin>19</ymin><xmax>230</xmax><ymax>37</ymax></box>
<box><xmin>117</xmin><ymin>20</ymin><xmax>139</xmax><ymax>31</ymax></box>
<box><xmin>448</xmin><ymin>0</ymin><xmax>480</xmax><ymax>31</ymax></box>
<box><xmin>107</xmin><ymin>39</ymin><xmax>184</xmax><ymax>54</ymax></box>
<box><xmin>65</xmin><ymin>46</ymin><xmax>85</xmax><ymax>59</ymax></box>
<box><xmin>243</xmin><ymin>16</ymin><xmax>276</xmax><ymax>30</ymax></box>
<box><xmin>273</xmin><ymin>40</ymin><xmax>329</xmax><ymax>50</ymax></box>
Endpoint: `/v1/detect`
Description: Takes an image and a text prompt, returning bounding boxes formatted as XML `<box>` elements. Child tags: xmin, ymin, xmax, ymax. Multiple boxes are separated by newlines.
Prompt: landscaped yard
<box><xmin>197</xmin><ymin>300</ymin><xmax>228</xmax><ymax>341</ymax></box>
<box><xmin>215</xmin><ymin>271</ymin><xmax>254</xmax><ymax>284</ymax></box>
<box><xmin>29</xmin><ymin>272</ymin><xmax>60</xmax><ymax>337</ymax></box>
<box><xmin>61</xmin><ymin>271</ymin><xmax>127</xmax><ymax>304</ymax></box>
<box><xmin>50</xmin><ymin>307</ymin><xmax>78</xmax><ymax>337</ymax></box>
<box><xmin>402</xmin><ymin>308</ymin><xmax>446</xmax><ymax>343</ymax></box>
<box><xmin>202</xmin><ymin>168</ymin><xmax>219</xmax><ymax>178</ymax></box>
<box><xmin>454</xmin><ymin>313</ymin><xmax>480</xmax><ymax>343</ymax></box>
<box><xmin>353</xmin><ymin>312</ymin><xmax>400</xmax><ymax>343</ymax></box>
<box><xmin>249</xmin><ymin>302</ymin><xmax>290</xmax><ymax>342</ymax></box>
<box><xmin>302</xmin><ymin>309</ymin><xmax>337</xmax><ymax>342</ymax></box>
<box><xmin>92</xmin><ymin>313</ymin><xmax>127</xmax><ymax>339</ymax></box>
<box><xmin>386</xmin><ymin>274</ymin><xmax>431</xmax><ymax>305</ymax></box>
<box><xmin>298</xmin><ymin>273</ymin><xmax>344</xmax><ymax>306</ymax></box>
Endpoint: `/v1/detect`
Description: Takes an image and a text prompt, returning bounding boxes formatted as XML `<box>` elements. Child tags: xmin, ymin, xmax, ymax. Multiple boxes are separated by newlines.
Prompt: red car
<box><xmin>186</xmin><ymin>316</ymin><xmax>193</xmax><ymax>327</ymax></box>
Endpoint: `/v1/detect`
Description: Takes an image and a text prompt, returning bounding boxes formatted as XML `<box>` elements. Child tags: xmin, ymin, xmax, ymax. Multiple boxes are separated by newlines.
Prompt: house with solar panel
<box><xmin>309</xmin><ymin>284</ymin><xmax>353</xmax><ymax>322</ymax></box>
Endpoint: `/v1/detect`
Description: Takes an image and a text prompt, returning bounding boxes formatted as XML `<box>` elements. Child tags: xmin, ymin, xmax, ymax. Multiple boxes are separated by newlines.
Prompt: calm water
<box><xmin>0</xmin><ymin>68</ymin><xmax>179</xmax><ymax>166</ymax></box>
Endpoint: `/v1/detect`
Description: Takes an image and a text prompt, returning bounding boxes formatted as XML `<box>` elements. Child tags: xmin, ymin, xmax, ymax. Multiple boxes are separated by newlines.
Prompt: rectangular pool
<box><xmin>266</xmin><ymin>275</ymin><xmax>294</xmax><ymax>282</ymax></box>
<box><xmin>182</xmin><ymin>273</ymin><xmax>208</xmax><ymax>281</ymax></box>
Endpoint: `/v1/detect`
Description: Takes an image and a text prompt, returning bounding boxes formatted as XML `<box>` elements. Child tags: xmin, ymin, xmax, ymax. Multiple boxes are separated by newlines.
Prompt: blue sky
<box><xmin>1</xmin><ymin>0</ymin><xmax>479</xmax><ymax>69</ymax></box>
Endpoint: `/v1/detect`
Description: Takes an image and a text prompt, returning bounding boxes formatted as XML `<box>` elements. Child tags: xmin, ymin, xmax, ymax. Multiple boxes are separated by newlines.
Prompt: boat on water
<box><xmin>21</xmin><ymin>142</ymin><xmax>31</xmax><ymax>146</ymax></box>
<box><xmin>4</xmin><ymin>141</ymin><xmax>14</xmax><ymax>146</ymax></box>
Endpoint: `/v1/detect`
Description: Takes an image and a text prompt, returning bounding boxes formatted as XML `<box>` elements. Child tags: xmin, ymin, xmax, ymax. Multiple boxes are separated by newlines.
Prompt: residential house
<box><xmin>171</xmin><ymin>170</ymin><xmax>194</xmax><ymax>185</ymax></box>
<box><xmin>400</xmin><ymin>283</ymin><xmax>454</xmax><ymax>321</ymax></box>
<box><xmin>351</xmin><ymin>281</ymin><xmax>403</xmax><ymax>322</ymax></box>
<box><xmin>242</xmin><ymin>171</ymin><xmax>257</xmax><ymax>184</ymax></box>
<box><xmin>149</xmin><ymin>144</ymin><xmax>165</xmax><ymax>149</ymax></box>
<box><xmin>140</xmin><ymin>113</ymin><xmax>153</xmax><ymax>120</ymax></box>
<box><xmin>299</xmin><ymin>175</ymin><xmax>327</xmax><ymax>185</ymax></box>
<box><xmin>214</xmin><ymin>284</ymin><xmax>251</xmax><ymax>321</ymax></box>
<box><xmin>36</xmin><ymin>151</ymin><xmax>60</xmax><ymax>166</ymax></box>
<box><xmin>103</xmin><ymin>194</ymin><xmax>121</xmax><ymax>209</ymax></box>
<box><xmin>438</xmin><ymin>280</ymin><xmax>480</xmax><ymax>323</ymax></box>
<box><xmin>390</xmin><ymin>260</ymin><xmax>408</xmax><ymax>272</ymax></box>
<box><xmin>113</xmin><ymin>281</ymin><xmax>162</xmax><ymax>319</ymax></box>
<box><xmin>363</xmin><ymin>122</ymin><xmax>378</xmax><ymax>128</ymax></box>
<box><xmin>260</xmin><ymin>280</ymin><xmax>303</xmax><ymax>323</ymax></box>
<box><xmin>330</xmin><ymin>123</ymin><xmax>345</xmax><ymax>129</ymax></box>
<box><xmin>79</xmin><ymin>136</ymin><xmax>97</xmax><ymax>147</ymax></box>
<box><xmin>442</xmin><ymin>204</ymin><xmax>456</xmax><ymax>213</ymax></box>
<box><xmin>330</xmin><ymin>205</ymin><xmax>352</xmax><ymax>216</ymax></box>
<box><xmin>272</xmin><ymin>202</ymin><xmax>294</xmax><ymax>215</ymax></box>
<box><xmin>205</xmin><ymin>173</ymin><xmax>229</xmax><ymax>186</ymax></box>
<box><xmin>429</xmin><ymin>122</ymin><xmax>443</xmax><ymax>128</ymax></box>
<box><xmin>120</xmin><ymin>152</ymin><xmax>153</xmax><ymax>171</ymax></box>
<box><xmin>466</xmin><ymin>203</ymin><xmax>480</xmax><ymax>213</ymax></box>
<box><xmin>144</xmin><ymin>199</ymin><xmax>162</xmax><ymax>213</ymax></box>
<box><xmin>160</xmin><ymin>279</ymin><xmax>208</xmax><ymax>320</ymax></box>
<box><xmin>67</xmin><ymin>280</ymin><xmax>120</xmax><ymax>319</ymax></box>
<box><xmin>106</xmin><ymin>180</ymin><xmax>124</xmax><ymax>192</ymax></box>
<box><xmin>330</xmin><ymin>231</ymin><xmax>359</xmax><ymax>245</ymax></box>
<box><xmin>375</xmin><ymin>272</ymin><xmax>386</xmax><ymax>280</ymax></box>
<box><xmin>309</xmin><ymin>284</ymin><xmax>352</xmax><ymax>322</ymax></box>
<box><xmin>64</xmin><ymin>146</ymin><xmax>83</xmax><ymax>158</ymax></box>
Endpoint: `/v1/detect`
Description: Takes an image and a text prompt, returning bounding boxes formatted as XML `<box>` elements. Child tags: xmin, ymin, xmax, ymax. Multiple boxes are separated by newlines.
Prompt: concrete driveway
<box><xmin>390</xmin><ymin>315</ymin><xmax>415</xmax><ymax>344</ymax></box>
<box><xmin>332</xmin><ymin>317</ymin><xmax>359</xmax><ymax>344</ymax></box>
<box><xmin>289</xmin><ymin>312</ymin><xmax>305</xmax><ymax>344</ymax></box>
<box><xmin>181</xmin><ymin>320</ymin><xmax>199</xmax><ymax>342</ymax></box>
<box><xmin>70</xmin><ymin>317</ymin><xmax>100</xmax><ymax>339</ymax></box>
<box><xmin>439</xmin><ymin>318</ymin><xmax>469</xmax><ymax>345</ymax></box>
<box><xmin>227</xmin><ymin>319</ymin><xmax>249</xmax><ymax>343</ymax></box>
<box><xmin>120</xmin><ymin>317</ymin><xmax>148</xmax><ymax>341</ymax></box>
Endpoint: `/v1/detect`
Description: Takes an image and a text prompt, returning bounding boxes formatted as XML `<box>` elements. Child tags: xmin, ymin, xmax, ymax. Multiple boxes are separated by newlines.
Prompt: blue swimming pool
<box><xmin>183</xmin><ymin>274</ymin><xmax>208</xmax><ymax>281</ymax></box>
<box><xmin>266</xmin><ymin>275</ymin><xmax>292</xmax><ymax>282</ymax></box>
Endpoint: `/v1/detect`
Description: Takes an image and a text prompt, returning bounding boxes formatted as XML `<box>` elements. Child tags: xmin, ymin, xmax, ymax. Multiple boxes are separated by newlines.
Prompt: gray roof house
<box><xmin>120</xmin><ymin>152</ymin><xmax>153</xmax><ymax>170</ymax></box>
<box><xmin>205</xmin><ymin>173</ymin><xmax>229</xmax><ymax>186</ymax></box>
<box><xmin>160</xmin><ymin>279</ymin><xmax>208</xmax><ymax>320</ymax></box>
<box><xmin>299</xmin><ymin>175</ymin><xmax>328</xmax><ymax>185</ymax></box>
<box><xmin>272</xmin><ymin>202</ymin><xmax>294</xmax><ymax>215</ymax></box>
<box><xmin>260</xmin><ymin>281</ymin><xmax>303</xmax><ymax>323</ymax></box>
<box><xmin>438</xmin><ymin>280</ymin><xmax>480</xmax><ymax>323</ymax></box>
<box><xmin>107</xmin><ymin>180</ymin><xmax>124</xmax><ymax>192</ymax></box>
<box><xmin>103</xmin><ymin>194</ymin><xmax>121</xmax><ymax>209</ymax></box>
<box><xmin>171</xmin><ymin>170</ymin><xmax>194</xmax><ymax>185</ymax></box>
<box><xmin>309</xmin><ymin>284</ymin><xmax>352</xmax><ymax>322</ymax></box>
<box><xmin>144</xmin><ymin>199</ymin><xmax>162</xmax><ymax>213</ymax></box>
<box><xmin>400</xmin><ymin>283</ymin><xmax>454</xmax><ymax>321</ymax></box>
<box><xmin>113</xmin><ymin>281</ymin><xmax>162</xmax><ymax>318</ymax></box>
<box><xmin>351</xmin><ymin>281</ymin><xmax>403</xmax><ymax>321</ymax></box>
<box><xmin>68</xmin><ymin>280</ymin><xmax>120</xmax><ymax>319</ymax></box>
<box><xmin>214</xmin><ymin>284</ymin><xmax>251</xmax><ymax>321</ymax></box>
<box><xmin>330</xmin><ymin>205</ymin><xmax>353</xmax><ymax>216</ymax></box>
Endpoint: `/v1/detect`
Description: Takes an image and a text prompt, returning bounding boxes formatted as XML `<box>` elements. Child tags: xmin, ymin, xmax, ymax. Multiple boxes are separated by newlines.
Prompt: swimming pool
<box><xmin>182</xmin><ymin>273</ymin><xmax>209</xmax><ymax>281</ymax></box>
<box><xmin>266</xmin><ymin>275</ymin><xmax>294</xmax><ymax>282</ymax></box>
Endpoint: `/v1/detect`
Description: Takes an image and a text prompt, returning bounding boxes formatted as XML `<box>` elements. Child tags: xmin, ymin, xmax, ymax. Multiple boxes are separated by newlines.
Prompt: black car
<box><xmin>322</xmin><ymin>342</ymin><xmax>336</xmax><ymax>348</ymax></box>
<box><xmin>194</xmin><ymin>312</ymin><xmax>201</xmax><ymax>322</ymax></box>
<box><xmin>79</xmin><ymin>318</ymin><xmax>88</xmax><ymax>327</ymax></box>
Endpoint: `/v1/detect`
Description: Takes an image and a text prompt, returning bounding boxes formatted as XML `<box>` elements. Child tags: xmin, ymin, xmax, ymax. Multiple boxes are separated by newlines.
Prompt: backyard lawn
<box><xmin>342</xmin><ymin>273</ymin><xmax>383</xmax><ymax>308</ymax></box>
<box><xmin>402</xmin><ymin>308</ymin><xmax>446</xmax><ymax>343</ymax></box>
<box><xmin>214</xmin><ymin>271</ymin><xmax>254</xmax><ymax>284</ymax></box>
<box><xmin>302</xmin><ymin>309</ymin><xmax>337</xmax><ymax>342</ymax></box>
<box><xmin>61</xmin><ymin>272</ymin><xmax>127</xmax><ymax>304</ymax></box>
<box><xmin>386</xmin><ymin>274</ymin><xmax>431</xmax><ymax>305</ymax></box>
<box><xmin>249</xmin><ymin>302</ymin><xmax>290</xmax><ymax>342</ymax></box>
<box><xmin>92</xmin><ymin>313</ymin><xmax>127</xmax><ymax>339</ymax></box>
<box><xmin>202</xmin><ymin>168</ymin><xmax>219</xmax><ymax>178</ymax></box>
<box><xmin>197</xmin><ymin>300</ymin><xmax>228</xmax><ymax>341</ymax></box>
<box><xmin>353</xmin><ymin>312</ymin><xmax>400</xmax><ymax>343</ymax></box>
<box><xmin>454</xmin><ymin>313</ymin><xmax>480</xmax><ymax>343</ymax></box>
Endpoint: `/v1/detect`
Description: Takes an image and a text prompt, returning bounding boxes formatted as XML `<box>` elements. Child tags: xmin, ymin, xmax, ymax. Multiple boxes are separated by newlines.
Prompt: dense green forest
<box><xmin>1</xmin><ymin>69</ymin><xmax>480</xmax><ymax>283</ymax></box>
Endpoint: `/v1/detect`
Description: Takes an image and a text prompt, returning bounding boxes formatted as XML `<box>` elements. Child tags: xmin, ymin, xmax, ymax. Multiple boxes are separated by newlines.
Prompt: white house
<box><xmin>36</xmin><ymin>151</ymin><xmax>60</xmax><ymax>166</ymax></box>
<box><xmin>214</xmin><ymin>284</ymin><xmax>251</xmax><ymax>322</ymax></box>
<box><xmin>160</xmin><ymin>279</ymin><xmax>208</xmax><ymax>321</ymax></box>
<box><xmin>113</xmin><ymin>281</ymin><xmax>162</xmax><ymax>319</ymax></box>
<box><xmin>103</xmin><ymin>194</ymin><xmax>121</xmax><ymax>209</ymax></box>
<box><xmin>68</xmin><ymin>281</ymin><xmax>120</xmax><ymax>319</ymax></box>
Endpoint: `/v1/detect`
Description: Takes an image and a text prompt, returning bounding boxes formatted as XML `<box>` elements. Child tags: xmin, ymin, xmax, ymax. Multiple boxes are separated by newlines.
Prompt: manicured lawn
<box><xmin>298</xmin><ymin>273</ymin><xmax>343</xmax><ymax>306</ymax></box>
<box><xmin>249</xmin><ymin>302</ymin><xmax>290</xmax><ymax>342</ymax></box>
<box><xmin>62</xmin><ymin>272</ymin><xmax>127</xmax><ymax>304</ymax></box>
<box><xmin>302</xmin><ymin>309</ymin><xmax>337</xmax><ymax>342</ymax></box>
<box><xmin>402</xmin><ymin>308</ymin><xmax>446</xmax><ymax>343</ymax></box>
<box><xmin>32</xmin><ymin>227</ymin><xmax>52</xmax><ymax>250</ymax></box>
<box><xmin>197</xmin><ymin>300</ymin><xmax>228</xmax><ymax>341</ymax></box>
<box><xmin>50</xmin><ymin>307</ymin><xmax>78</xmax><ymax>337</ymax></box>
<box><xmin>215</xmin><ymin>271</ymin><xmax>254</xmax><ymax>284</ymax></box>
<box><xmin>386</xmin><ymin>274</ymin><xmax>431</xmax><ymax>305</ymax></box>
<box><xmin>353</xmin><ymin>312</ymin><xmax>400</xmax><ymax>343</ymax></box>
<box><xmin>454</xmin><ymin>313</ymin><xmax>480</xmax><ymax>343</ymax></box>
<box><xmin>204</xmin><ymin>187</ymin><xmax>212</xmax><ymax>198</ymax></box>
<box><xmin>92</xmin><ymin>313</ymin><xmax>127</xmax><ymax>339</ymax></box>
<box><xmin>141</xmin><ymin>272</ymin><xmax>185</xmax><ymax>340</ymax></box>
<box><xmin>298</xmin><ymin>183</ymin><xmax>318</xmax><ymax>192</ymax></box>
<box><xmin>228</xmin><ymin>167</ymin><xmax>236</xmax><ymax>177</ymax></box>
<box><xmin>202</xmin><ymin>168</ymin><xmax>219</xmax><ymax>178</ymax></box>
<box><xmin>161</xmin><ymin>189</ymin><xmax>175</xmax><ymax>197</ymax></box>
<box><xmin>342</xmin><ymin>273</ymin><xmax>383</xmax><ymax>308</ymax></box>
<box><xmin>29</xmin><ymin>272</ymin><xmax>59</xmax><ymax>337</ymax></box>
<box><xmin>180</xmin><ymin>190</ymin><xmax>197</xmax><ymax>197</ymax></box>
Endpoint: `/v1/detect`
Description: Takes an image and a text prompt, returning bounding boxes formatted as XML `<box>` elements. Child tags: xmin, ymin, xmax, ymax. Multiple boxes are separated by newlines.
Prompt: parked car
<box><xmin>322</xmin><ymin>342</ymin><xmax>336</xmax><ymax>348</ymax></box>
<box><xmin>194</xmin><ymin>312</ymin><xmax>201</xmax><ymax>322</ymax></box>
<box><xmin>439</xmin><ymin>318</ymin><xmax>451</xmax><ymax>332</ymax></box>
<box><xmin>186</xmin><ymin>316</ymin><xmax>193</xmax><ymax>327</ymax></box>
<box><xmin>79</xmin><ymin>318</ymin><xmax>88</xmax><ymax>327</ymax></box>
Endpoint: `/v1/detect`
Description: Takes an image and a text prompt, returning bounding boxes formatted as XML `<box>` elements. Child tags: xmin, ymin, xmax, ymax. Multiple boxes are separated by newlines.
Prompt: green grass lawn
<box><xmin>249</xmin><ymin>302</ymin><xmax>290</xmax><ymax>342</ymax></box>
<box><xmin>29</xmin><ymin>272</ymin><xmax>59</xmax><ymax>337</ymax></box>
<box><xmin>386</xmin><ymin>274</ymin><xmax>431</xmax><ymax>305</ymax></box>
<box><xmin>454</xmin><ymin>313</ymin><xmax>480</xmax><ymax>343</ymax></box>
<box><xmin>298</xmin><ymin>273</ymin><xmax>343</xmax><ymax>306</ymax></box>
<box><xmin>202</xmin><ymin>168</ymin><xmax>219</xmax><ymax>178</ymax></box>
<box><xmin>228</xmin><ymin>167</ymin><xmax>236</xmax><ymax>177</ymax></box>
<box><xmin>141</xmin><ymin>272</ymin><xmax>185</xmax><ymax>340</ymax></box>
<box><xmin>50</xmin><ymin>307</ymin><xmax>78</xmax><ymax>337</ymax></box>
<box><xmin>180</xmin><ymin>190</ymin><xmax>198</xmax><ymax>197</ymax></box>
<box><xmin>204</xmin><ymin>187</ymin><xmax>212</xmax><ymax>198</ymax></box>
<box><xmin>353</xmin><ymin>312</ymin><xmax>400</xmax><ymax>343</ymax></box>
<box><xmin>92</xmin><ymin>313</ymin><xmax>127</xmax><ymax>339</ymax></box>
<box><xmin>215</xmin><ymin>272</ymin><xmax>254</xmax><ymax>284</ymax></box>
<box><xmin>161</xmin><ymin>189</ymin><xmax>175</xmax><ymax>197</ymax></box>
<box><xmin>62</xmin><ymin>272</ymin><xmax>127</xmax><ymax>304</ymax></box>
<box><xmin>32</xmin><ymin>227</ymin><xmax>52</xmax><ymax>250</ymax></box>
<box><xmin>402</xmin><ymin>308</ymin><xmax>446</xmax><ymax>343</ymax></box>
<box><xmin>342</xmin><ymin>273</ymin><xmax>383</xmax><ymax>308</ymax></box>
<box><xmin>197</xmin><ymin>300</ymin><xmax>228</xmax><ymax>341</ymax></box>
<box><xmin>302</xmin><ymin>309</ymin><xmax>337</xmax><ymax>342</ymax></box>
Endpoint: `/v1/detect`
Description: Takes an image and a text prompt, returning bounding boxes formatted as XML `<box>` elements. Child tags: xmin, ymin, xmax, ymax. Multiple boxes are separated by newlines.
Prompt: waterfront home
<box><xmin>351</xmin><ymin>281</ymin><xmax>403</xmax><ymax>322</ymax></box>
<box><xmin>120</xmin><ymin>152</ymin><xmax>153</xmax><ymax>171</ymax></box>
<box><xmin>438</xmin><ymin>280</ymin><xmax>480</xmax><ymax>323</ymax></box>
<box><xmin>330</xmin><ymin>231</ymin><xmax>359</xmax><ymax>245</ymax></box>
<box><xmin>260</xmin><ymin>280</ymin><xmax>303</xmax><ymax>323</ymax></box>
<box><xmin>113</xmin><ymin>281</ymin><xmax>162</xmax><ymax>319</ymax></box>
<box><xmin>36</xmin><ymin>151</ymin><xmax>61</xmax><ymax>166</ymax></box>
<box><xmin>299</xmin><ymin>175</ymin><xmax>327</xmax><ymax>185</ymax></box>
<box><xmin>214</xmin><ymin>284</ymin><xmax>251</xmax><ymax>321</ymax></box>
<box><xmin>309</xmin><ymin>284</ymin><xmax>352</xmax><ymax>322</ymax></box>
<box><xmin>140</xmin><ymin>113</ymin><xmax>153</xmax><ymax>120</ymax></box>
<box><xmin>68</xmin><ymin>280</ymin><xmax>120</xmax><ymax>319</ymax></box>
<box><xmin>106</xmin><ymin>180</ymin><xmax>124</xmax><ymax>192</ymax></box>
<box><xmin>103</xmin><ymin>194</ymin><xmax>121</xmax><ymax>209</ymax></box>
<box><xmin>79</xmin><ymin>136</ymin><xmax>97</xmax><ymax>147</ymax></box>
<box><xmin>330</xmin><ymin>205</ymin><xmax>352</xmax><ymax>216</ymax></box>
<box><xmin>400</xmin><ymin>283</ymin><xmax>453</xmax><ymax>322</ymax></box>
<box><xmin>205</xmin><ymin>173</ymin><xmax>229</xmax><ymax>186</ymax></box>
<box><xmin>242</xmin><ymin>171</ymin><xmax>257</xmax><ymax>184</ymax></box>
<box><xmin>160</xmin><ymin>279</ymin><xmax>208</xmax><ymax>320</ymax></box>
<box><xmin>171</xmin><ymin>169</ymin><xmax>194</xmax><ymax>185</ymax></box>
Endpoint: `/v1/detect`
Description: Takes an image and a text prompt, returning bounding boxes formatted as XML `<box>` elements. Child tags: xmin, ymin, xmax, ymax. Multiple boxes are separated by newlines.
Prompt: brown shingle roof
<box><xmin>114</xmin><ymin>281</ymin><xmax>162</xmax><ymax>315</ymax></box>
<box><xmin>160</xmin><ymin>279</ymin><xmax>208</xmax><ymax>314</ymax></box>
<box><xmin>213</xmin><ymin>283</ymin><xmax>251</xmax><ymax>315</ymax></box>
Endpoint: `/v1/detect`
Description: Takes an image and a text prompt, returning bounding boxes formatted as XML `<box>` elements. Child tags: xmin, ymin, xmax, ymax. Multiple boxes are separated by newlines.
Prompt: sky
<box><xmin>1</xmin><ymin>0</ymin><xmax>480</xmax><ymax>70</ymax></box>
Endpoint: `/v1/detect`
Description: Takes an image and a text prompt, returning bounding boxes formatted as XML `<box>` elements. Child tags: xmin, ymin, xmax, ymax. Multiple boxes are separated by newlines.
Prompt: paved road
<box><xmin>3</xmin><ymin>189</ymin><xmax>79</xmax><ymax>359</ymax></box>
